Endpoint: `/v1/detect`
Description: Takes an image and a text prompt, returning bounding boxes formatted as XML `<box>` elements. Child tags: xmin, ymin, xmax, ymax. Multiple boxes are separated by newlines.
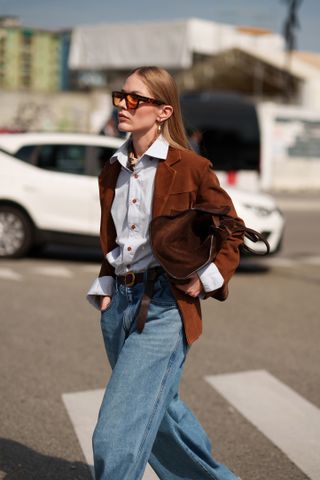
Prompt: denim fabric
<box><xmin>93</xmin><ymin>272</ymin><xmax>238</xmax><ymax>480</ymax></box>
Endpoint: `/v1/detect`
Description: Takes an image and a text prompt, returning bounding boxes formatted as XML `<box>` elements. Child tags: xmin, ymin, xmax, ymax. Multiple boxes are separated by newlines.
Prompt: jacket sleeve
<box><xmin>97</xmin><ymin>166</ymin><xmax>117</xmax><ymax>279</ymax></box>
<box><xmin>196</xmin><ymin>161</ymin><xmax>245</xmax><ymax>301</ymax></box>
<box><xmin>86</xmin><ymin>166</ymin><xmax>117</xmax><ymax>309</ymax></box>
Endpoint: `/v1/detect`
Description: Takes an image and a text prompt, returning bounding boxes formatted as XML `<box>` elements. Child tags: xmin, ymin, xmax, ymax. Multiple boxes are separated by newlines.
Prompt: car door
<box><xmin>16</xmin><ymin>143</ymin><xmax>94</xmax><ymax>235</ymax></box>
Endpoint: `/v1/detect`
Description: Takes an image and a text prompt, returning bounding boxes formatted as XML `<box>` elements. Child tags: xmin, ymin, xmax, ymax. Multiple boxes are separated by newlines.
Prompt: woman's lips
<box><xmin>118</xmin><ymin>113</ymin><xmax>129</xmax><ymax>121</ymax></box>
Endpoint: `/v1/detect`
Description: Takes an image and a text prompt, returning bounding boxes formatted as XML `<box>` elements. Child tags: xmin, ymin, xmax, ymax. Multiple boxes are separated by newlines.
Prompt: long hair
<box><xmin>130</xmin><ymin>66</ymin><xmax>191</xmax><ymax>150</ymax></box>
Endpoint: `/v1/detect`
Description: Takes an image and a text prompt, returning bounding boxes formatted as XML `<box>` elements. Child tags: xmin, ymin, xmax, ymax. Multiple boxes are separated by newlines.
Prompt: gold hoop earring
<box><xmin>157</xmin><ymin>123</ymin><xmax>162</xmax><ymax>135</ymax></box>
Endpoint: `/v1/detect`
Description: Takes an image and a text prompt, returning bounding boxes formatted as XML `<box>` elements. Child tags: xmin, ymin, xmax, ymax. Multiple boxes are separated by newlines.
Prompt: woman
<box><xmin>87</xmin><ymin>66</ymin><xmax>243</xmax><ymax>480</ymax></box>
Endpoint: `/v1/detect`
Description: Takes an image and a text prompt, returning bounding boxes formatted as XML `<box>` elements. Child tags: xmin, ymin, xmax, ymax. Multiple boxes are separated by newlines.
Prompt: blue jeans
<box><xmin>93</xmin><ymin>272</ymin><xmax>238</xmax><ymax>480</ymax></box>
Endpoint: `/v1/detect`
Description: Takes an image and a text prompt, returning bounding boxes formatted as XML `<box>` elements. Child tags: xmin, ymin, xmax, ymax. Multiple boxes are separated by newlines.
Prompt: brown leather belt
<box><xmin>117</xmin><ymin>271</ymin><xmax>144</xmax><ymax>287</ymax></box>
<box><xmin>117</xmin><ymin>267</ymin><xmax>164</xmax><ymax>333</ymax></box>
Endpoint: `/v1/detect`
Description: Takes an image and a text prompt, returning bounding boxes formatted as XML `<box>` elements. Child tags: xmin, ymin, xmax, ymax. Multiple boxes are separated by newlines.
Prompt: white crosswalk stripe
<box><xmin>62</xmin><ymin>370</ymin><xmax>320</xmax><ymax>480</ymax></box>
<box><xmin>257</xmin><ymin>257</ymin><xmax>297</xmax><ymax>268</ymax></box>
<box><xmin>80</xmin><ymin>265</ymin><xmax>101</xmax><ymax>273</ymax></box>
<box><xmin>62</xmin><ymin>389</ymin><xmax>159</xmax><ymax>479</ymax></box>
<box><xmin>31</xmin><ymin>265</ymin><xmax>74</xmax><ymax>278</ymax></box>
<box><xmin>276</xmin><ymin>199</ymin><xmax>320</xmax><ymax>212</ymax></box>
<box><xmin>300</xmin><ymin>255</ymin><xmax>320</xmax><ymax>266</ymax></box>
<box><xmin>206</xmin><ymin>370</ymin><xmax>320</xmax><ymax>480</ymax></box>
<box><xmin>0</xmin><ymin>268</ymin><xmax>22</xmax><ymax>281</ymax></box>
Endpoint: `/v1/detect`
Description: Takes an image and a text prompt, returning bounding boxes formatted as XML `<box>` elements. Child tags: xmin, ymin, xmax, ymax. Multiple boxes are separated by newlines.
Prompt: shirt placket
<box><xmin>124</xmin><ymin>168</ymin><xmax>142</xmax><ymax>269</ymax></box>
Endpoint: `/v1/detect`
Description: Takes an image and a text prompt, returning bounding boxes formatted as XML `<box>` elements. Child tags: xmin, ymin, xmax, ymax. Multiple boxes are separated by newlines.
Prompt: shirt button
<box><xmin>131</xmin><ymin>224</ymin><xmax>136</xmax><ymax>230</ymax></box>
<box><xmin>132</xmin><ymin>198</ymin><xmax>137</xmax><ymax>204</ymax></box>
<box><xmin>134</xmin><ymin>173</ymin><xmax>139</xmax><ymax>179</ymax></box>
<box><xmin>127</xmin><ymin>246</ymin><xmax>132</xmax><ymax>251</ymax></box>
<box><xmin>127</xmin><ymin>264</ymin><xmax>131</xmax><ymax>269</ymax></box>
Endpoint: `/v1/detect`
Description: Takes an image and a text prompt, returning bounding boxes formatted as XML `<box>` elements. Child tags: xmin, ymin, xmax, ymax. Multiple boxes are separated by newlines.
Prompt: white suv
<box><xmin>0</xmin><ymin>133</ymin><xmax>122</xmax><ymax>257</ymax></box>
<box><xmin>0</xmin><ymin>133</ymin><xmax>284</xmax><ymax>258</ymax></box>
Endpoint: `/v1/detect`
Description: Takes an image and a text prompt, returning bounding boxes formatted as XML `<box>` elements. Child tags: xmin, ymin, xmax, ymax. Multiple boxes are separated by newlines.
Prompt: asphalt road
<box><xmin>0</xmin><ymin>208</ymin><xmax>320</xmax><ymax>480</ymax></box>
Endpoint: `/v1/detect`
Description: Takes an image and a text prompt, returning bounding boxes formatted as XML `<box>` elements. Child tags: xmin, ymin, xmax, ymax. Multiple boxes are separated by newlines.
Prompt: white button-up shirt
<box><xmin>107</xmin><ymin>136</ymin><xmax>166</xmax><ymax>275</ymax></box>
<box><xmin>87</xmin><ymin>136</ymin><xmax>223</xmax><ymax>308</ymax></box>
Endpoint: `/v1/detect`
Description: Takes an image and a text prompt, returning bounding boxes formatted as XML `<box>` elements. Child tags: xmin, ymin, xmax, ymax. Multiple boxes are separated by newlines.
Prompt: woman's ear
<box><xmin>157</xmin><ymin>105</ymin><xmax>173</xmax><ymax>123</ymax></box>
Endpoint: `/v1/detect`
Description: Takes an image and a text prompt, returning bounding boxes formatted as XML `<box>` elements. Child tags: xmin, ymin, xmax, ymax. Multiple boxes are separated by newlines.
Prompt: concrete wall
<box><xmin>0</xmin><ymin>89</ymin><xmax>112</xmax><ymax>133</ymax></box>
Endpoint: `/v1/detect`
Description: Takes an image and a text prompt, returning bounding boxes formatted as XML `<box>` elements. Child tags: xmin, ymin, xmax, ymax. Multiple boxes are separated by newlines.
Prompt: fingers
<box><xmin>100</xmin><ymin>295</ymin><xmax>112</xmax><ymax>311</ymax></box>
<box><xmin>175</xmin><ymin>277</ymin><xmax>202</xmax><ymax>297</ymax></box>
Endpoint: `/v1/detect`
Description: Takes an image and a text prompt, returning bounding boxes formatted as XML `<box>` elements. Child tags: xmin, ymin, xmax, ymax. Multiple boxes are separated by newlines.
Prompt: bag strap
<box><xmin>192</xmin><ymin>205</ymin><xmax>270</xmax><ymax>256</ymax></box>
<box><xmin>242</xmin><ymin>228</ymin><xmax>270</xmax><ymax>255</ymax></box>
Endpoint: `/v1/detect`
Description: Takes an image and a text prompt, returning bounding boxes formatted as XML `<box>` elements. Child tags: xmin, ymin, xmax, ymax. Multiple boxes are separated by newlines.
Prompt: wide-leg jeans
<box><xmin>92</xmin><ymin>272</ymin><xmax>238</xmax><ymax>480</ymax></box>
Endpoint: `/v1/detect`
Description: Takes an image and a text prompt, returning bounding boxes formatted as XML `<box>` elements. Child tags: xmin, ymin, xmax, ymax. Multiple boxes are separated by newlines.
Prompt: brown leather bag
<box><xmin>150</xmin><ymin>205</ymin><xmax>270</xmax><ymax>281</ymax></box>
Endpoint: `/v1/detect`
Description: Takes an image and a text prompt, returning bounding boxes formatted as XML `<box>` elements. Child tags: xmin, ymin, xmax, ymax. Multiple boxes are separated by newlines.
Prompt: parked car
<box><xmin>0</xmin><ymin>133</ymin><xmax>284</xmax><ymax>258</ymax></box>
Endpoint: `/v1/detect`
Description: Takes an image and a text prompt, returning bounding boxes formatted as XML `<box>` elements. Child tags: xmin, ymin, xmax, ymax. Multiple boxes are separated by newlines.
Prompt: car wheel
<box><xmin>0</xmin><ymin>206</ymin><xmax>33</xmax><ymax>258</ymax></box>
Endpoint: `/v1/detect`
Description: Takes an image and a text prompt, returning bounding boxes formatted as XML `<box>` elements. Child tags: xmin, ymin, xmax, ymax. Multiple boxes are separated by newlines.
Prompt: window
<box><xmin>87</xmin><ymin>146</ymin><xmax>116</xmax><ymax>176</ymax></box>
<box><xmin>15</xmin><ymin>145</ymin><xmax>39</xmax><ymax>164</ymax></box>
<box><xmin>36</xmin><ymin>144</ymin><xmax>86</xmax><ymax>174</ymax></box>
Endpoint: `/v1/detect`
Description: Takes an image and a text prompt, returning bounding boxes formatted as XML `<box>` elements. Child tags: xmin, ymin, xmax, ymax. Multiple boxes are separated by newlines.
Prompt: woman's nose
<box><xmin>118</xmin><ymin>97</ymin><xmax>127</xmax><ymax>109</ymax></box>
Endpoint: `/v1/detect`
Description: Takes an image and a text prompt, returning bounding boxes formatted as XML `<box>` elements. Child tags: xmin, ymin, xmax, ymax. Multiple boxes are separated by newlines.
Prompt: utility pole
<box><xmin>281</xmin><ymin>0</ymin><xmax>303</xmax><ymax>101</ymax></box>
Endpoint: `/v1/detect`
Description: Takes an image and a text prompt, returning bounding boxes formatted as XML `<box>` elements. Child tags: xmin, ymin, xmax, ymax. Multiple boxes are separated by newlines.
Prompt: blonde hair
<box><xmin>130</xmin><ymin>66</ymin><xmax>191</xmax><ymax>150</ymax></box>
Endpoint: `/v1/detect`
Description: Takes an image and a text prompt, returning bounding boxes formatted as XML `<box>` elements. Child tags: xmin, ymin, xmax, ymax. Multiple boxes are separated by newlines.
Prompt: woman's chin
<box><xmin>118</xmin><ymin>122</ymin><xmax>131</xmax><ymax>132</ymax></box>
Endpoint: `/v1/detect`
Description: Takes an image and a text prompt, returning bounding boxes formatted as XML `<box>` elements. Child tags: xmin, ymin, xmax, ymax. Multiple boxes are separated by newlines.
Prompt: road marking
<box><xmin>300</xmin><ymin>255</ymin><xmax>320</xmax><ymax>266</ymax></box>
<box><xmin>81</xmin><ymin>265</ymin><xmax>100</xmax><ymax>273</ymax></box>
<box><xmin>276</xmin><ymin>199</ymin><xmax>320</xmax><ymax>211</ymax></box>
<box><xmin>206</xmin><ymin>370</ymin><xmax>320</xmax><ymax>480</ymax></box>
<box><xmin>0</xmin><ymin>268</ymin><xmax>22</xmax><ymax>281</ymax></box>
<box><xmin>31</xmin><ymin>265</ymin><xmax>74</xmax><ymax>278</ymax></box>
<box><xmin>244</xmin><ymin>256</ymin><xmax>320</xmax><ymax>269</ymax></box>
<box><xmin>263</xmin><ymin>257</ymin><xmax>297</xmax><ymax>268</ymax></box>
<box><xmin>62</xmin><ymin>389</ymin><xmax>159</xmax><ymax>480</ymax></box>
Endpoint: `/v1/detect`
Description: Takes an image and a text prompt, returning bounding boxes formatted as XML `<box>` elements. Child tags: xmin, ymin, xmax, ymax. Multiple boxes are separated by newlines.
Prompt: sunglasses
<box><xmin>112</xmin><ymin>91</ymin><xmax>164</xmax><ymax>110</ymax></box>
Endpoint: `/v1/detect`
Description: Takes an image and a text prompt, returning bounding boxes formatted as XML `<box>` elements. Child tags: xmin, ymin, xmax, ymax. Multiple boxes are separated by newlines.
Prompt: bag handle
<box><xmin>242</xmin><ymin>228</ymin><xmax>270</xmax><ymax>256</ymax></box>
<box><xmin>191</xmin><ymin>205</ymin><xmax>270</xmax><ymax>256</ymax></box>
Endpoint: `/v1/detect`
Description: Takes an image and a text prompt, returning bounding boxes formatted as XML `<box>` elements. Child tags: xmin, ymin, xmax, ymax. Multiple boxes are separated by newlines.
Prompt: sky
<box><xmin>0</xmin><ymin>0</ymin><xmax>319</xmax><ymax>53</ymax></box>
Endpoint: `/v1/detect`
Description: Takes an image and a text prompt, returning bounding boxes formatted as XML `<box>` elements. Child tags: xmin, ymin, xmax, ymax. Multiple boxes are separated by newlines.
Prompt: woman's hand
<box><xmin>100</xmin><ymin>295</ymin><xmax>112</xmax><ymax>311</ymax></box>
<box><xmin>174</xmin><ymin>274</ymin><xmax>203</xmax><ymax>297</ymax></box>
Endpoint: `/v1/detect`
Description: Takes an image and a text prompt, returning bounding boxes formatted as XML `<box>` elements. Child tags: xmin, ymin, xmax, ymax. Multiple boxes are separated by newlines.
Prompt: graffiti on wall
<box><xmin>273</xmin><ymin>116</ymin><xmax>320</xmax><ymax>160</ymax></box>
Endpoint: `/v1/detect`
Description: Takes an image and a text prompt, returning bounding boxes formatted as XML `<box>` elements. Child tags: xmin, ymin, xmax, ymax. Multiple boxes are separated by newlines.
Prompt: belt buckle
<box><xmin>124</xmin><ymin>271</ymin><xmax>135</xmax><ymax>287</ymax></box>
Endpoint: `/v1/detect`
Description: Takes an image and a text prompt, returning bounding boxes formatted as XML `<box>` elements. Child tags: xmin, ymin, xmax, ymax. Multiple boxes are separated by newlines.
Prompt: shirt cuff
<box><xmin>87</xmin><ymin>276</ymin><xmax>114</xmax><ymax>310</ymax></box>
<box><xmin>197</xmin><ymin>262</ymin><xmax>224</xmax><ymax>293</ymax></box>
<box><xmin>106</xmin><ymin>246</ymin><xmax>120</xmax><ymax>264</ymax></box>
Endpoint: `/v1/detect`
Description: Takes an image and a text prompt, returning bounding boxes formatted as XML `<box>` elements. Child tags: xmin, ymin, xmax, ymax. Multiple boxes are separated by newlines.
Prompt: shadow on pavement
<box><xmin>0</xmin><ymin>438</ymin><xmax>91</xmax><ymax>479</ymax></box>
<box><xmin>237</xmin><ymin>260</ymin><xmax>270</xmax><ymax>274</ymax></box>
<box><xmin>28</xmin><ymin>245</ymin><xmax>102</xmax><ymax>264</ymax></box>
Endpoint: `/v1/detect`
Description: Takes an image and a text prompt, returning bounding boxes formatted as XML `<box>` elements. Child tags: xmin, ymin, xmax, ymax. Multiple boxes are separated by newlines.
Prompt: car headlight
<box><xmin>242</xmin><ymin>204</ymin><xmax>275</xmax><ymax>217</ymax></box>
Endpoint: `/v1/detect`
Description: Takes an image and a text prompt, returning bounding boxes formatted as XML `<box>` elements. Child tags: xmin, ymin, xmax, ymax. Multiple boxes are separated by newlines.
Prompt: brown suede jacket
<box><xmin>97</xmin><ymin>146</ymin><xmax>244</xmax><ymax>345</ymax></box>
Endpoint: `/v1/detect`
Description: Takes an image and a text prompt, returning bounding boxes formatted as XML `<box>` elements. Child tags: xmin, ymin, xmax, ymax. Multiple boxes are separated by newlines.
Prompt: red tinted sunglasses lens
<box><xmin>125</xmin><ymin>94</ymin><xmax>139</xmax><ymax>109</ymax></box>
<box><xmin>112</xmin><ymin>92</ymin><xmax>123</xmax><ymax>107</ymax></box>
<box><xmin>112</xmin><ymin>92</ymin><xmax>139</xmax><ymax>109</ymax></box>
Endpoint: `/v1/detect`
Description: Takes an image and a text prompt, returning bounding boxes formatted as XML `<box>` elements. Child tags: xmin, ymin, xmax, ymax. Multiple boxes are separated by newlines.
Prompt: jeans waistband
<box><xmin>117</xmin><ymin>266</ymin><xmax>165</xmax><ymax>333</ymax></box>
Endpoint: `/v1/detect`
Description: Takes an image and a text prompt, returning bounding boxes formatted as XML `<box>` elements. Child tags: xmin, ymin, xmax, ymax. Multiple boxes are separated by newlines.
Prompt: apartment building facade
<box><xmin>0</xmin><ymin>16</ymin><xmax>70</xmax><ymax>92</ymax></box>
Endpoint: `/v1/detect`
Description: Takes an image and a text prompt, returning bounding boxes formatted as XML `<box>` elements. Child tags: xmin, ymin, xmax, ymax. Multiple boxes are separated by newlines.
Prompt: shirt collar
<box><xmin>110</xmin><ymin>135</ymin><xmax>169</xmax><ymax>165</ymax></box>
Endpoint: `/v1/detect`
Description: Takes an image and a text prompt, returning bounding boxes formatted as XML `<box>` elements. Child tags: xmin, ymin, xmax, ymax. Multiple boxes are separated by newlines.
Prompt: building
<box><xmin>0</xmin><ymin>16</ymin><xmax>71</xmax><ymax>92</ymax></box>
<box><xmin>69</xmin><ymin>18</ymin><xmax>320</xmax><ymax>110</ymax></box>
<box><xmin>69</xmin><ymin>18</ymin><xmax>284</xmax><ymax>89</ymax></box>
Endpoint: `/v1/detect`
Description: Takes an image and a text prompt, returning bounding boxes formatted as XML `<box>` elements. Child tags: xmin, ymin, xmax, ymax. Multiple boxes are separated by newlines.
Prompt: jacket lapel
<box><xmin>152</xmin><ymin>147</ymin><xmax>181</xmax><ymax>217</ymax></box>
<box><xmin>100</xmin><ymin>160</ymin><xmax>121</xmax><ymax>253</ymax></box>
<box><xmin>102</xmin><ymin>160</ymin><xmax>121</xmax><ymax>205</ymax></box>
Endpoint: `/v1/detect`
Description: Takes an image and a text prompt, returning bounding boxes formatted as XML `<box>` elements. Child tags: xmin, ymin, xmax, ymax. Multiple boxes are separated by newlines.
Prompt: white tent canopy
<box><xmin>69</xmin><ymin>18</ymin><xmax>284</xmax><ymax>70</ymax></box>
